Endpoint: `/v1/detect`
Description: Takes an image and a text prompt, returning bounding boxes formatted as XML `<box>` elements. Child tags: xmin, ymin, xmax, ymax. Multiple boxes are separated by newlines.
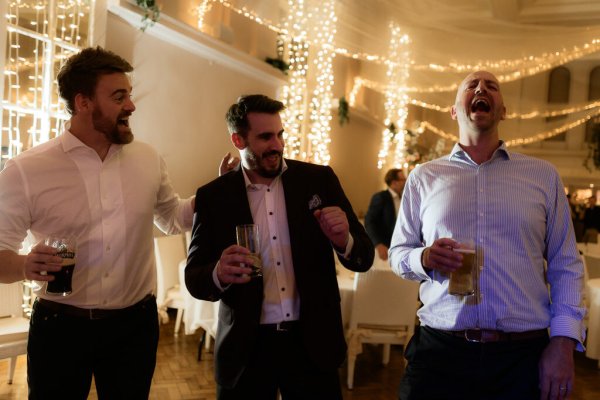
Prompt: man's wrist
<box><xmin>421</xmin><ymin>247</ymin><xmax>430</xmax><ymax>269</ymax></box>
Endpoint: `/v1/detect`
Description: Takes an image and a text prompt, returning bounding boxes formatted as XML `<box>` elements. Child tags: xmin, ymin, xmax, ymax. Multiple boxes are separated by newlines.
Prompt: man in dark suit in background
<box><xmin>365</xmin><ymin>168</ymin><xmax>406</xmax><ymax>261</ymax></box>
<box><xmin>185</xmin><ymin>94</ymin><xmax>374</xmax><ymax>399</ymax></box>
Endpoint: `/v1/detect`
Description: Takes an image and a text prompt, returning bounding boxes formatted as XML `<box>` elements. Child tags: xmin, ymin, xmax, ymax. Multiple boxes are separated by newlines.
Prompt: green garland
<box><xmin>135</xmin><ymin>0</ymin><xmax>160</xmax><ymax>31</ymax></box>
<box><xmin>265</xmin><ymin>57</ymin><xmax>290</xmax><ymax>75</ymax></box>
<box><xmin>338</xmin><ymin>96</ymin><xmax>350</xmax><ymax>126</ymax></box>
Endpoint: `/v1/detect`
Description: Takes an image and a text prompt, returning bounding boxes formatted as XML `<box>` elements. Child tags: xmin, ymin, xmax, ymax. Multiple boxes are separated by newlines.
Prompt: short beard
<box><xmin>92</xmin><ymin>109</ymin><xmax>133</xmax><ymax>145</ymax></box>
<box><xmin>246</xmin><ymin>149</ymin><xmax>283</xmax><ymax>178</ymax></box>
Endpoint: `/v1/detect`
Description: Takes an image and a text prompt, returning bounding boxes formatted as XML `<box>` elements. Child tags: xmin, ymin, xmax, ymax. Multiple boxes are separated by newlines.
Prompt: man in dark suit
<box><xmin>365</xmin><ymin>168</ymin><xmax>406</xmax><ymax>261</ymax></box>
<box><xmin>185</xmin><ymin>94</ymin><xmax>374</xmax><ymax>399</ymax></box>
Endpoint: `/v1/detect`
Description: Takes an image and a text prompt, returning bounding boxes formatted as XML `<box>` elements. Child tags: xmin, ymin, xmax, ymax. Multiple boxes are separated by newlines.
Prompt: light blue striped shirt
<box><xmin>389</xmin><ymin>141</ymin><xmax>586</xmax><ymax>346</ymax></box>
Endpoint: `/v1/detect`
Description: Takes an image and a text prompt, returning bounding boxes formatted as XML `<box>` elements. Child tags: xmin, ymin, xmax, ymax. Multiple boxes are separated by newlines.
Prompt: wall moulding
<box><xmin>109</xmin><ymin>0</ymin><xmax>289</xmax><ymax>88</ymax></box>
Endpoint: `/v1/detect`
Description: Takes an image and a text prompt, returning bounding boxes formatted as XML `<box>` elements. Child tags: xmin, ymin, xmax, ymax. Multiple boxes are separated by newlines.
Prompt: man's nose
<box><xmin>475</xmin><ymin>82</ymin><xmax>486</xmax><ymax>94</ymax></box>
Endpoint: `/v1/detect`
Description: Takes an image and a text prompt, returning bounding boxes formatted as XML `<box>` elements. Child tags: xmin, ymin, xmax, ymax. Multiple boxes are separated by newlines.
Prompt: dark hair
<box><xmin>384</xmin><ymin>168</ymin><xmax>402</xmax><ymax>186</ymax></box>
<box><xmin>225</xmin><ymin>94</ymin><xmax>285</xmax><ymax>137</ymax></box>
<box><xmin>57</xmin><ymin>46</ymin><xmax>133</xmax><ymax>115</ymax></box>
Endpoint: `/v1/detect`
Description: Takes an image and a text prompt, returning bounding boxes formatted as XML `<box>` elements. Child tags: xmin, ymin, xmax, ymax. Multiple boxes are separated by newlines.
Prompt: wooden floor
<box><xmin>2</xmin><ymin>311</ymin><xmax>600</xmax><ymax>399</ymax></box>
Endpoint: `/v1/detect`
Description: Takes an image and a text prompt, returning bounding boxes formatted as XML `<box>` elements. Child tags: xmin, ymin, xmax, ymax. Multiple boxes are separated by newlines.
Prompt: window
<box><xmin>1</xmin><ymin>1</ymin><xmax>93</xmax><ymax>170</ymax></box>
<box><xmin>585</xmin><ymin>66</ymin><xmax>600</xmax><ymax>143</ymax></box>
<box><xmin>545</xmin><ymin>66</ymin><xmax>570</xmax><ymax>142</ymax></box>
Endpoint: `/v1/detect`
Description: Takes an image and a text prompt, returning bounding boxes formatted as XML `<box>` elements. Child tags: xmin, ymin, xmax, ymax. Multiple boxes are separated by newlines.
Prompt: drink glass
<box><xmin>44</xmin><ymin>236</ymin><xmax>77</xmax><ymax>296</ymax></box>
<box><xmin>235</xmin><ymin>224</ymin><xmax>263</xmax><ymax>278</ymax></box>
<box><xmin>448</xmin><ymin>239</ymin><xmax>476</xmax><ymax>296</ymax></box>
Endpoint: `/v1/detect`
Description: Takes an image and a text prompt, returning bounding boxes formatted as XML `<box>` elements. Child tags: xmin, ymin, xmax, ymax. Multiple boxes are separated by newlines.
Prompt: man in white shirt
<box><xmin>0</xmin><ymin>47</ymin><xmax>194</xmax><ymax>399</ymax></box>
<box><xmin>185</xmin><ymin>94</ymin><xmax>374</xmax><ymax>399</ymax></box>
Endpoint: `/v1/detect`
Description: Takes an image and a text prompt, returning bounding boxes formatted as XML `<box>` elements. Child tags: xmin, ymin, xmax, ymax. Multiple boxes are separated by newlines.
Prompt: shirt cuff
<box><xmin>181</xmin><ymin>196</ymin><xmax>195</xmax><ymax>229</ymax></box>
<box><xmin>550</xmin><ymin>315</ymin><xmax>586</xmax><ymax>352</ymax></box>
<box><xmin>212</xmin><ymin>262</ymin><xmax>229</xmax><ymax>292</ymax></box>
<box><xmin>408</xmin><ymin>247</ymin><xmax>431</xmax><ymax>280</ymax></box>
<box><xmin>335</xmin><ymin>234</ymin><xmax>354</xmax><ymax>259</ymax></box>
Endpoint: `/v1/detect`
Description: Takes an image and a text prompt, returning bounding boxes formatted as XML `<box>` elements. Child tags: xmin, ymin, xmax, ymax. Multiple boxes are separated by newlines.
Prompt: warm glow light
<box><xmin>378</xmin><ymin>24</ymin><xmax>411</xmax><ymax>170</ymax></box>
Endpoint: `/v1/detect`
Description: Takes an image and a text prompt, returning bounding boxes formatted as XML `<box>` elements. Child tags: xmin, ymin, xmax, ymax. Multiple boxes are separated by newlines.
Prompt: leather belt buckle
<box><xmin>276</xmin><ymin>322</ymin><xmax>288</xmax><ymax>332</ymax></box>
<box><xmin>464</xmin><ymin>329</ymin><xmax>500</xmax><ymax>343</ymax></box>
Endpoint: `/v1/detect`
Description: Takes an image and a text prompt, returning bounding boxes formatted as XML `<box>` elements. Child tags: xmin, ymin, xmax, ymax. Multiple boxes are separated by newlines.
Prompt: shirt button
<box><xmin>277</xmin><ymin>261</ymin><xmax>281</xmax><ymax>265</ymax></box>
<box><xmin>272</xmin><ymin>236</ymin><xmax>277</xmax><ymax>240</ymax></box>
<box><xmin>104</xmin><ymin>273</ymin><xmax>109</xmax><ymax>278</ymax></box>
<box><xmin>479</xmin><ymin>212</ymin><xmax>484</xmax><ymax>217</ymax></box>
<box><xmin>281</xmin><ymin>287</ymin><xmax>285</xmax><ymax>292</ymax></box>
<box><xmin>286</xmin><ymin>313</ymin><xmax>290</xmax><ymax>317</ymax></box>
<box><xmin>106</xmin><ymin>246</ymin><xmax>111</xmax><ymax>252</ymax></box>
<box><xmin>269</xmin><ymin>212</ymin><xmax>273</xmax><ymax>215</ymax></box>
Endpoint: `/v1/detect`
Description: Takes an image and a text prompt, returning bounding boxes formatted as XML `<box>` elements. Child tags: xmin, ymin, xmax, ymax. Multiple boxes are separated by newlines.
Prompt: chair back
<box><xmin>584</xmin><ymin>253</ymin><xmax>600</xmax><ymax>281</ymax></box>
<box><xmin>0</xmin><ymin>282</ymin><xmax>23</xmax><ymax>319</ymax></box>
<box><xmin>154</xmin><ymin>234</ymin><xmax>186</xmax><ymax>308</ymax></box>
<box><xmin>349</xmin><ymin>269</ymin><xmax>419</xmax><ymax>331</ymax></box>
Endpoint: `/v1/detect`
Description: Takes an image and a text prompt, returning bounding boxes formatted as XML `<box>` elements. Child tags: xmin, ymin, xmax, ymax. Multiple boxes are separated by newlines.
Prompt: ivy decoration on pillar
<box><xmin>265</xmin><ymin>57</ymin><xmax>290</xmax><ymax>75</ymax></box>
<box><xmin>338</xmin><ymin>96</ymin><xmax>350</xmax><ymax>126</ymax></box>
<box><xmin>135</xmin><ymin>0</ymin><xmax>160</xmax><ymax>31</ymax></box>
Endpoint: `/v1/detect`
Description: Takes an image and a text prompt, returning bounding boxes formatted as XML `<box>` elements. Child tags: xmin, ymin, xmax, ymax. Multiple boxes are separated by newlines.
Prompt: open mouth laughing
<box><xmin>471</xmin><ymin>98</ymin><xmax>491</xmax><ymax>113</ymax></box>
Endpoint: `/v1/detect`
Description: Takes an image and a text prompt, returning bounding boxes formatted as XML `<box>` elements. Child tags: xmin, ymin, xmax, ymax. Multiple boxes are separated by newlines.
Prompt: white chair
<box><xmin>345</xmin><ymin>269</ymin><xmax>419</xmax><ymax>389</ymax></box>
<box><xmin>154</xmin><ymin>234</ymin><xmax>187</xmax><ymax>335</ymax></box>
<box><xmin>0</xmin><ymin>281</ymin><xmax>29</xmax><ymax>384</ymax></box>
<box><xmin>584</xmin><ymin>253</ymin><xmax>600</xmax><ymax>280</ymax></box>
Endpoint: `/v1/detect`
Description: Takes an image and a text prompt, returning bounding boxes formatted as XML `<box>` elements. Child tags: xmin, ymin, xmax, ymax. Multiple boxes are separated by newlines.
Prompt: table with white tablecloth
<box><xmin>586</xmin><ymin>279</ymin><xmax>600</xmax><ymax>368</ymax></box>
<box><xmin>178</xmin><ymin>260</ymin><xmax>219</xmax><ymax>337</ymax></box>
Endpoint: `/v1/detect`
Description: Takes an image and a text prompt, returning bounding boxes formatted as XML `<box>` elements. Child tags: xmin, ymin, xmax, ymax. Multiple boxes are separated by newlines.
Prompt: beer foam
<box><xmin>453</xmin><ymin>248</ymin><xmax>475</xmax><ymax>254</ymax></box>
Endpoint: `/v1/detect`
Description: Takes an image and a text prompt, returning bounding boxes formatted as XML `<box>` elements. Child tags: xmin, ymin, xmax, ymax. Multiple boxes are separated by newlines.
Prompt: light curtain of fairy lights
<box><xmin>2</xmin><ymin>0</ymin><xmax>91</xmax><ymax>172</ymax></box>
<box><xmin>305</xmin><ymin>0</ymin><xmax>336</xmax><ymax>165</ymax></box>
<box><xmin>378</xmin><ymin>24</ymin><xmax>410</xmax><ymax>170</ymax></box>
<box><xmin>280</xmin><ymin>0</ymin><xmax>309</xmax><ymax>161</ymax></box>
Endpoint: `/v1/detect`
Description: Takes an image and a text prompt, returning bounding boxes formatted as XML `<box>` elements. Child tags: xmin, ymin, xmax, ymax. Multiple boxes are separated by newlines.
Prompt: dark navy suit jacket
<box><xmin>185</xmin><ymin>159</ymin><xmax>374</xmax><ymax>388</ymax></box>
<box><xmin>365</xmin><ymin>189</ymin><xmax>396</xmax><ymax>248</ymax></box>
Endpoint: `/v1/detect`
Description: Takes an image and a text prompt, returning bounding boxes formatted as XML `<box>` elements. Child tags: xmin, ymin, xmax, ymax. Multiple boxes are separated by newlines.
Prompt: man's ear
<box><xmin>74</xmin><ymin>93</ymin><xmax>90</xmax><ymax>114</ymax></box>
<box><xmin>450</xmin><ymin>105</ymin><xmax>457</xmax><ymax>121</ymax></box>
<box><xmin>231</xmin><ymin>133</ymin><xmax>246</xmax><ymax>150</ymax></box>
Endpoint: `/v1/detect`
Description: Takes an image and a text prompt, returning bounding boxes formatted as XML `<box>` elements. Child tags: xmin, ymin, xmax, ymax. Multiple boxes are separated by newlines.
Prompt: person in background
<box><xmin>0</xmin><ymin>46</ymin><xmax>194</xmax><ymax>399</ymax></box>
<box><xmin>365</xmin><ymin>168</ymin><xmax>406</xmax><ymax>261</ymax></box>
<box><xmin>185</xmin><ymin>94</ymin><xmax>374</xmax><ymax>399</ymax></box>
<box><xmin>582</xmin><ymin>195</ymin><xmax>600</xmax><ymax>243</ymax></box>
<box><xmin>389</xmin><ymin>70</ymin><xmax>586</xmax><ymax>400</ymax></box>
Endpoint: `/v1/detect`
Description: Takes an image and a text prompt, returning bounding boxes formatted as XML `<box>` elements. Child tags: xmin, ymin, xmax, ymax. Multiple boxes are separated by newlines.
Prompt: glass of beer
<box><xmin>235</xmin><ymin>224</ymin><xmax>263</xmax><ymax>278</ymax></box>
<box><xmin>448</xmin><ymin>239</ymin><xmax>476</xmax><ymax>296</ymax></box>
<box><xmin>44</xmin><ymin>236</ymin><xmax>77</xmax><ymax>296</ymax></box>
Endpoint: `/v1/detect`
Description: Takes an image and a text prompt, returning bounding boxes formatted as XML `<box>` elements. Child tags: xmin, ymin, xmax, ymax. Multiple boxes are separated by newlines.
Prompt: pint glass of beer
<box><xmin>448</xmin><ymin>239</ymin><xmax>476</xmax><ymax>296</ymax></box>
<box><xmin>235</xmin><ymin>224</ymin><xmax>263</xmax><ymax>278</ymax></box>
<box><xmin>44</xmin><ymin>236</ymin><xmax>77</xmax><ymax>296</ymax></box>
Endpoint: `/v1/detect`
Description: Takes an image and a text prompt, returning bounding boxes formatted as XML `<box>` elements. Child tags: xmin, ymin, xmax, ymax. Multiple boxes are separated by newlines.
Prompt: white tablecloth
<box><xmin>178</xmin><ymin>260</ymin><xmax>219</xmax><ymax>336</ymax></box>
<box><xmin>586</xmin><ymin>278</ymin><xmax>600</xmax><ymax>367</ymax></box>
<box><xmin>337</xmin><ymin>255</ymin><xmax>393</xmax><ymax>328</ymax></box>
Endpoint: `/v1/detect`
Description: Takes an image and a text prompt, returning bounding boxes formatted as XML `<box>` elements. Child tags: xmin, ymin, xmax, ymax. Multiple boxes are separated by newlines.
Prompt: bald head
<box><xmin>451</xmin><ymin>70</ymin><xmax>506</xmax><ymax>138</ymax></box>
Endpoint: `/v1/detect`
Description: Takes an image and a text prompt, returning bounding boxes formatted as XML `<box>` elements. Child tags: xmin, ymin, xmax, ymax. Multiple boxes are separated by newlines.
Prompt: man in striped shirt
<box><xmin>389</xmin><ymin>70</ymin><xmax>586</xmax><ymax>400</ymax></box>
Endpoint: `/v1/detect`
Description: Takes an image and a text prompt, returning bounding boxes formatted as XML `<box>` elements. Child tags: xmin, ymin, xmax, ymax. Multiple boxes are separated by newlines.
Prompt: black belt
<box><xmin>438</xmin><ymin>328</ymin><xmax>547</xmax><ymax>343</ymax></box>
<box><xmin>259</xmin><ymin>320</ymin><xmax>300</xmax><ymax>332</ymax></box>
<box><xmin>36</xmin><ymin>294</ymin><xmax>155</xmax><ymax>320</ymax></box>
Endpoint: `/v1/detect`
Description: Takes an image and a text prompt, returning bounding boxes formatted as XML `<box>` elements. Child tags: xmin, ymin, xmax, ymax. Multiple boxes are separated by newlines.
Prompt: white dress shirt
<box><xmin>0</xmin><ymin>127</ymin><xmax>193</xmax><ymax>308</ymax></box>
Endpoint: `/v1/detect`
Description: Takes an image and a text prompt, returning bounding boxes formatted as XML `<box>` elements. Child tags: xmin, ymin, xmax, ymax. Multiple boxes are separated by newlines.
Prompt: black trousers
<box><xmin>399</xmin><ymin>326</ymin><xmax>549</xmax><ymax>400</ymax></box>
<box><xmin>217</xmin><ymin>326</ymin><xmax>342</xmax><ymax>400</ymax></box>
<box><xmin>27</xmin><ymin>297</ymin><xmax>159</xmax><ymax>400</ymax></box>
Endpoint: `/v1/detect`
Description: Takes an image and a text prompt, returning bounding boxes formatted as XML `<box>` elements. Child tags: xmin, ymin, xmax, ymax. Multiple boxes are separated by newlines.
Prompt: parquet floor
<box><xmin>2</xmin><ymin>311</ymin><xmax>600</xmax><ymax>399</ymax></box>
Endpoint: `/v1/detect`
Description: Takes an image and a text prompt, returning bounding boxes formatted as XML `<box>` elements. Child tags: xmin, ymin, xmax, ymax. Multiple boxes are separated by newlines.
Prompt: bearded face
<box><xmin>92</xmin><ymin>107</ymin><xmax>133</xmax><ymax>145</ymax></box>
